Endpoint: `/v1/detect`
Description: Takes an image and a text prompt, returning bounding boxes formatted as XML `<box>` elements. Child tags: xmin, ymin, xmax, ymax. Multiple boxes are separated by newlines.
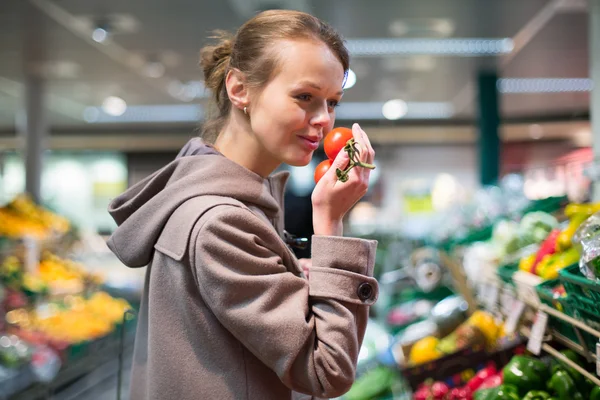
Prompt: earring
<box><xmin>243</xmin><ymin>106</ymin><xmax>248</xmax><ymax>115</ymax></box>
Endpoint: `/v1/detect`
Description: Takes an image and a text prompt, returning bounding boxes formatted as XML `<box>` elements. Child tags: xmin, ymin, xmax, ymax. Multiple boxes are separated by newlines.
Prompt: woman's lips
<box><xmin>299</xmin><ymin>136</ymin><xmax>320</xmax><ymax>151</ymax></box>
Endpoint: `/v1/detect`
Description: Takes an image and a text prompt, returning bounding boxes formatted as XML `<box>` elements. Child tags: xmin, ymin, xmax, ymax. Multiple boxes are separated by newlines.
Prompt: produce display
<box><xmin>0</xmin><ymin>194</ymin><xmax>134</xmax><ymax>397</ymax></box>
<box><xmin>0</xmin><ymin>194</ymin><xmax>70</xmax><ymax>240</ymax></box>
<box><xmin>571</xmin><ymin>207</ymin><xmax>600</xmax><ymax>280</ymax></box>
<box><xmin>407</xmin><ymin>310</ymin><xmax>501</xmax><ymax>366</ymax></box>
<box><xmin>343</xmin><ymin>195</ymin><xmax>600</xmax><ymax>400</ymax></box>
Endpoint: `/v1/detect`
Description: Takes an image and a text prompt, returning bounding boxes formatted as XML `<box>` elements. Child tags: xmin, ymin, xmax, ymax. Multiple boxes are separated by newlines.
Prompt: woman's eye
<box><xmin>296</xmin><ymin>94</ymin><xmax>312</xmax><ymax>101</ymax></box>
<box><xmin>328</xmin><ymin>100</ymin><xmax>340</xmax><ymax>108</ymax></box>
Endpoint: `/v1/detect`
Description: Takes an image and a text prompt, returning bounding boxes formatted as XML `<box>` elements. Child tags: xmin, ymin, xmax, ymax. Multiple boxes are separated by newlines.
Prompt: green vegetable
<box><xmin>473</xmin><ymin>384</ymin><xmax>520</xmax><ymax>400</ymax></box>
<box><xmin>345</xmin><ymin>366</ymin><xmax>395</xmax><ymax>400</ymax></box>
<box><xmin>591</xmin><ymin>385</ymin><xmax>600</xmax><ymax>400</ymax></box>
<box><xmin>520</xmin><ymin>212</ymin><xmax>558</xmax><ymax>243</ymax></box>
<box><xmin>502</xmin><ymin>355</ymin><xmax>549</xmax><ymax>396</ymax></box>
<box><xmin>551</xmin><ymin>350</ymin><xmax>585</xmax><ymax>386</ymax></box>
<box><xmin>547</xmin><ymin>369</ymin><xmax>584</xmax><ymax>400</ymax></box>
<box><xmin>523</xmin><ymin>391</ymin><xmax>551</xmax><ymax>399</ymax></box>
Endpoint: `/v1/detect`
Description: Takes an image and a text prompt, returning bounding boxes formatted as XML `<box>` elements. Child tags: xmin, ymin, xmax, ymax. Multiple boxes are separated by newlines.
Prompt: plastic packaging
<box><xmin>572</xmin><ymin>212</ymin><xmax>600</xmax><ymax>280</ymax></box>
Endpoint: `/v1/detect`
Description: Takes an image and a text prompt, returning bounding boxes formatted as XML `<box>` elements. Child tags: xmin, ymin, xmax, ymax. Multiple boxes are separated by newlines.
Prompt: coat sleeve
<box><xmin>191</xmin><ymin>205</ymin><xmax>378</xmax><ymax>398</ymax></box>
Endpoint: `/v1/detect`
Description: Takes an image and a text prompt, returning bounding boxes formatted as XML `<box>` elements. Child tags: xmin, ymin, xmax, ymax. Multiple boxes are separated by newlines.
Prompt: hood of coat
<box><xmin>107</xmin><ymin>138</ymin><xmax>290</xmax><ymax>267</ymax></box>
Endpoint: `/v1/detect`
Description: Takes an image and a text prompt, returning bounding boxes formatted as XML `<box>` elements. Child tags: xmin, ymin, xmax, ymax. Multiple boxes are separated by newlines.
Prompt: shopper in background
<box><xmin>107</xmin><ymin>9</ymin><xmax>378</xmax><ymax>400</ymax></box>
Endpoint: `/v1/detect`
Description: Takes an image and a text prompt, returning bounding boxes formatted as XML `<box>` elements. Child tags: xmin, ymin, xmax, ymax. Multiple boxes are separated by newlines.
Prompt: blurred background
<box><xmin>1</xmin><ymin>0</ymin><xmax>600</xmax><ymax>399</ymax></box>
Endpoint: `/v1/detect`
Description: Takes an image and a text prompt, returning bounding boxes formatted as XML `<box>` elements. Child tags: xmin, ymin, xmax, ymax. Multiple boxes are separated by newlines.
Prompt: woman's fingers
<box><xmin>353</xmin><ymin>123</ymin><xmax>375</xmax><ymax>165</ymax></box>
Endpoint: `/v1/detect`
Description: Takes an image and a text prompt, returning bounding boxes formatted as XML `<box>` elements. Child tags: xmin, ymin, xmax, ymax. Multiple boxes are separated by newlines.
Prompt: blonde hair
<box><xmin>199</xmin><ymin>10</ymin><xmax>349</xmax><ymax>143</ymax></box>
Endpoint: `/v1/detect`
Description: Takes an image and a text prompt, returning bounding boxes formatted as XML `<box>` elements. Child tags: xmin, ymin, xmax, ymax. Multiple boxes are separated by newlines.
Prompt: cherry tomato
<box><xmin>314</xmin><ymin>159</ymin><xmax>332</xmax><ymax>184</ymax></box>
<box><xmin>324</xmin><ymin>127</ymin><xmax>353</xmax><ymax>160</ymax></box>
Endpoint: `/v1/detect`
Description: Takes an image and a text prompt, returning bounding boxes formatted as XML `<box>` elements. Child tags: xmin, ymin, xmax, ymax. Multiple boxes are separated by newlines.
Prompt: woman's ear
<box><xmin>225</xmin><ymin>68</ymin><xmax>249</xmax><ymax>111</ymax></box>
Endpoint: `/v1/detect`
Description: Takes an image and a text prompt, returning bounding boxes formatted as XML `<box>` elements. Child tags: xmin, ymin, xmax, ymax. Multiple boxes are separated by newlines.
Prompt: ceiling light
<box><xmin>101</xmin><ymin>96</ymin><xmax>127</xmax><ymax>116</ymax></box>
<box><xmin>497</xmin><ymin>78</ymin><xmax>593</xmax><ymax>93</ymax></box>
<box><xmin>343</xmin><ymin>69</ymin><xmax>356</xmax><ymax>89</ymax></box>
<box><xmin>92</xmin><ymin>27</ymin><xmax>108</xmax><ymax>43</ymax></box>
<box><xmin>382</xmin><ymin>99</ymin><xmax>408</xmax><ymax>120</ymax></box>
<box><xmin>346</xmin><ymin>38</ymin><xmax>514</xmax><ymax>57</ymax></box>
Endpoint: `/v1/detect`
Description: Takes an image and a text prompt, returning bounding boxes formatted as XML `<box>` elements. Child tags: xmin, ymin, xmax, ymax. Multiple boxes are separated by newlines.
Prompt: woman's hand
<box><xmin>311</xmin><ymin>123</ymin><xmax>375</xmax><ymax>237</ymax></box>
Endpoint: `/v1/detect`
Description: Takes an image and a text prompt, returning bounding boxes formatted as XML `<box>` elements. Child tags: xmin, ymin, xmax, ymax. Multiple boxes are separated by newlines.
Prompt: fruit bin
<box><xmin>559</xmin><ymin>263</ymin><xmax>600</xmax><ymax>303</ymax></box>
<box><xmin>563</xmin><ymin>295</ymin><xmax>600</xmax><ymax>353</ymax></box>
<box><xmin>535</xmin><ymin>279</ymin><xmax>579</xmax><ymax>343</ymax></box>
<box><xmin>400</xmin><ymin>339</ymin><xmax>524</xmax><ymax>391</ymax></box>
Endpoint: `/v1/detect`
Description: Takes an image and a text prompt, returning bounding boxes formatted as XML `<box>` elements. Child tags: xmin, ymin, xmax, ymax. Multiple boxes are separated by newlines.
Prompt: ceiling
<box><xmin>0</xmin><ymin>0</ymin><xmax>593</xmax><ymax>132</ymax></box>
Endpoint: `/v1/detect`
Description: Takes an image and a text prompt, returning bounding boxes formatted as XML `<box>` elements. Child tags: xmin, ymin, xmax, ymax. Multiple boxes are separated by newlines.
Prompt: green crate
<box><xmin>559</xmin><ymin>264</ymin><xmax>600</xmax><ymax>303</ymax></box>
<box><xmin>523</xmin><ymin>196</ymin><xmax>568</xmax><ymax>215</ymax></box>
<box><xmin>564</xmin><ymin>295</ymin><xmax>600</xmax><ymax>352</ymax></box>
<box><xmin>65</xmin><ymin>340</ymin><xmax>89</xmax><ymax>362</ymax></box>
<box><xmin>497</xmin><ymin>263</ymin><xmax>519</xmax><ymax>287</ymax></box>
<box><xmin>535</xmin><ymin>279</ymin><xmax>578</xmax><ymax>343</ymax></box>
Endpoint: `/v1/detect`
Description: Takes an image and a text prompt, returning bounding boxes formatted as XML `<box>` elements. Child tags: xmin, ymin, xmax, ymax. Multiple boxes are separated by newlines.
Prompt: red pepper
<box><xmin>466</xmin><ymin>365</ymin><xmax>497</xmax><ymax>392</ymax></box>
<box><xmin>478</xmin><ymin>371</ymin><xmax>503</xmax><ymax>390</ymax></box>
<box><xmin>447</xmin><ymin>386</ymin><xmax>473</xmax><ymax>400</ymax></box>
<box><xmin>532</xmin><ymin>229</ymin><xmax>560</xmax><ymax>273</ymax></box>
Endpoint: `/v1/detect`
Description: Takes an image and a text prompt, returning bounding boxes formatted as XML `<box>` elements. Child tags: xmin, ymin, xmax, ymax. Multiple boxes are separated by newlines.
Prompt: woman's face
<box><xmin>248</xmin><ymin>39</ymin><xmax>345</xmax><ymax>169</ymax></box>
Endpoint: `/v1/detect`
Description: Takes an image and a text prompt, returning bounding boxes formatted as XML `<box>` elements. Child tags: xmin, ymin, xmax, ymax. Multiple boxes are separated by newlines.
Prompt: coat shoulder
<box><xmin>154</xmin><ymin>195</ymin><xmax>246</xmax><ymax>261</ymax></box>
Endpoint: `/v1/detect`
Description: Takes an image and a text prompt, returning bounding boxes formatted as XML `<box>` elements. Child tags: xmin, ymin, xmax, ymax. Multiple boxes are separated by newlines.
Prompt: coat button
<box><xmin>357</xmin><ymin>282</ymin><xmax>373</xmax><ymax>301</ymax></box>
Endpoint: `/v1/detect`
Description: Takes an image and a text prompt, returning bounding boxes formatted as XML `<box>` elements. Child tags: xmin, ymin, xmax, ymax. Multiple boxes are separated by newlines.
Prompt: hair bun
<box><xmin>200</xmin><ymin>31</ymin><xmax>234</xmax><ymax>104</ymax></box>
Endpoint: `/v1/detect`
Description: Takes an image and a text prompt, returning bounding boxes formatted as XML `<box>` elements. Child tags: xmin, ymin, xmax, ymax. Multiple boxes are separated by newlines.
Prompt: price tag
<box><xmin>483</xmin><ymin>284</ymin><xmax>500</xmax><ymax>311</ymax></box>
<box><xmin>477</xmin><ymin>282</ymin><xmax>487</xmax><ymax>303</ymax></box>
<box><xmin>500</xmin><ymin>289</ymin><xmax>515</xmax><ymax>315</ymax></box>
<box><xmin>504</xmin><ymin>299</ymin><xmax>526</xmax><ymax>334</ymax></box>
<box><xmin>527</xmin><ymin>311</ymin><xmax>548</xmax><ymax>355</ymax></box>
<box><xmin>596</xmin><ymin>342</ymin><xmax>600</xmax><ymax>377</ymax></box>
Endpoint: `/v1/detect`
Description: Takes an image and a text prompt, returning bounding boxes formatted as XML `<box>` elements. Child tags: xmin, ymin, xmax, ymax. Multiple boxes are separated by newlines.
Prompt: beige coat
<box><xmin>107</xmin><ymin>139</ymin><xmax>379</xmax><ymax>400</ymax></box>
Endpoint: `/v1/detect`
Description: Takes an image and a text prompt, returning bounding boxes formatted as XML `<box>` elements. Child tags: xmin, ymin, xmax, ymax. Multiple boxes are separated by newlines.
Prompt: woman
<box><xmin>107</xmin><ymin>9</ymin><xmax>378</xmax><ymax>400</ymax></box>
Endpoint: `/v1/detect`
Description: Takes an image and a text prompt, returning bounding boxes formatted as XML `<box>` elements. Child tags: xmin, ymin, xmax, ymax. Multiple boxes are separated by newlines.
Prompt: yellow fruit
<box><xmin>519</xmin><ymin>254</ymin><xmax>536</xmax><ymax>272</ymax></box>
<box><xmin>409</xmin><ymin>336</ymin><xmax>442</xmax><ymax>365</ymax></box>
<box><xmin>467</xmin><ymin>311</ymin><xmax>499</xmax><ymax>344</ymax></box>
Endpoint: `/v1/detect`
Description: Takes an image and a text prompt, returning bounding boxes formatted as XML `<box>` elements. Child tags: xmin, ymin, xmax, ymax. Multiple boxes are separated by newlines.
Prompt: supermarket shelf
<box><xmin>549</xmin><ymin>329</ymin><xmax>588</xmax><ymax>358</ymax></box>
<box><xmin>8</xmin><ymin>338</ymin><xmax>134</xmax><ymax>400</ymax></box>
<box><xmin>542</xmin><ymin>343</ymin><xmax>600</xmax><ymax>386</ymax></box>
<box><xmin>521</xmin><ymin>327</ymin><xmax>600</xmax><ymax>386</ymax></box>
<box><xmin>535</xmin><ymin>302</ymin><xmax>600</xmax><ymax>340</ymax></box>
<box><xmin>478</xmin><ymin>276</ymin><xmax>600</xmax><ymax>349</ymax></box>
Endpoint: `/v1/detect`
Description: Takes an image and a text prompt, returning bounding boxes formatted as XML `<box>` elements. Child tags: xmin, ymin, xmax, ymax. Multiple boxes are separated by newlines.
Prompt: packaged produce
<box><xmin>572</xmin><ymin>211</ymin><xmax>600</xmax><ymax>280</ymax></box>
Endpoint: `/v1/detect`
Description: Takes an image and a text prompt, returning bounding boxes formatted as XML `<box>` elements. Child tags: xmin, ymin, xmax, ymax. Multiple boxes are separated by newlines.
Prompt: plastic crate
<box><xmin>497</xmin><ymin>263</ymin><xmax>519</xmax><ymax>287</ymax></box>
<box><xmin>559</xmin><ymin>263</ymin><xmax>600</xmax><ymax>303</ymax></box>
<box><xmin>535</xmin><ymin>279</ymin><xmax>578</xmax><ymax>343</ymax></box>
<box><xmin>564</xmin><ymin>295</ymin><xmax>600</xmax><ymax>352</ymax></box>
